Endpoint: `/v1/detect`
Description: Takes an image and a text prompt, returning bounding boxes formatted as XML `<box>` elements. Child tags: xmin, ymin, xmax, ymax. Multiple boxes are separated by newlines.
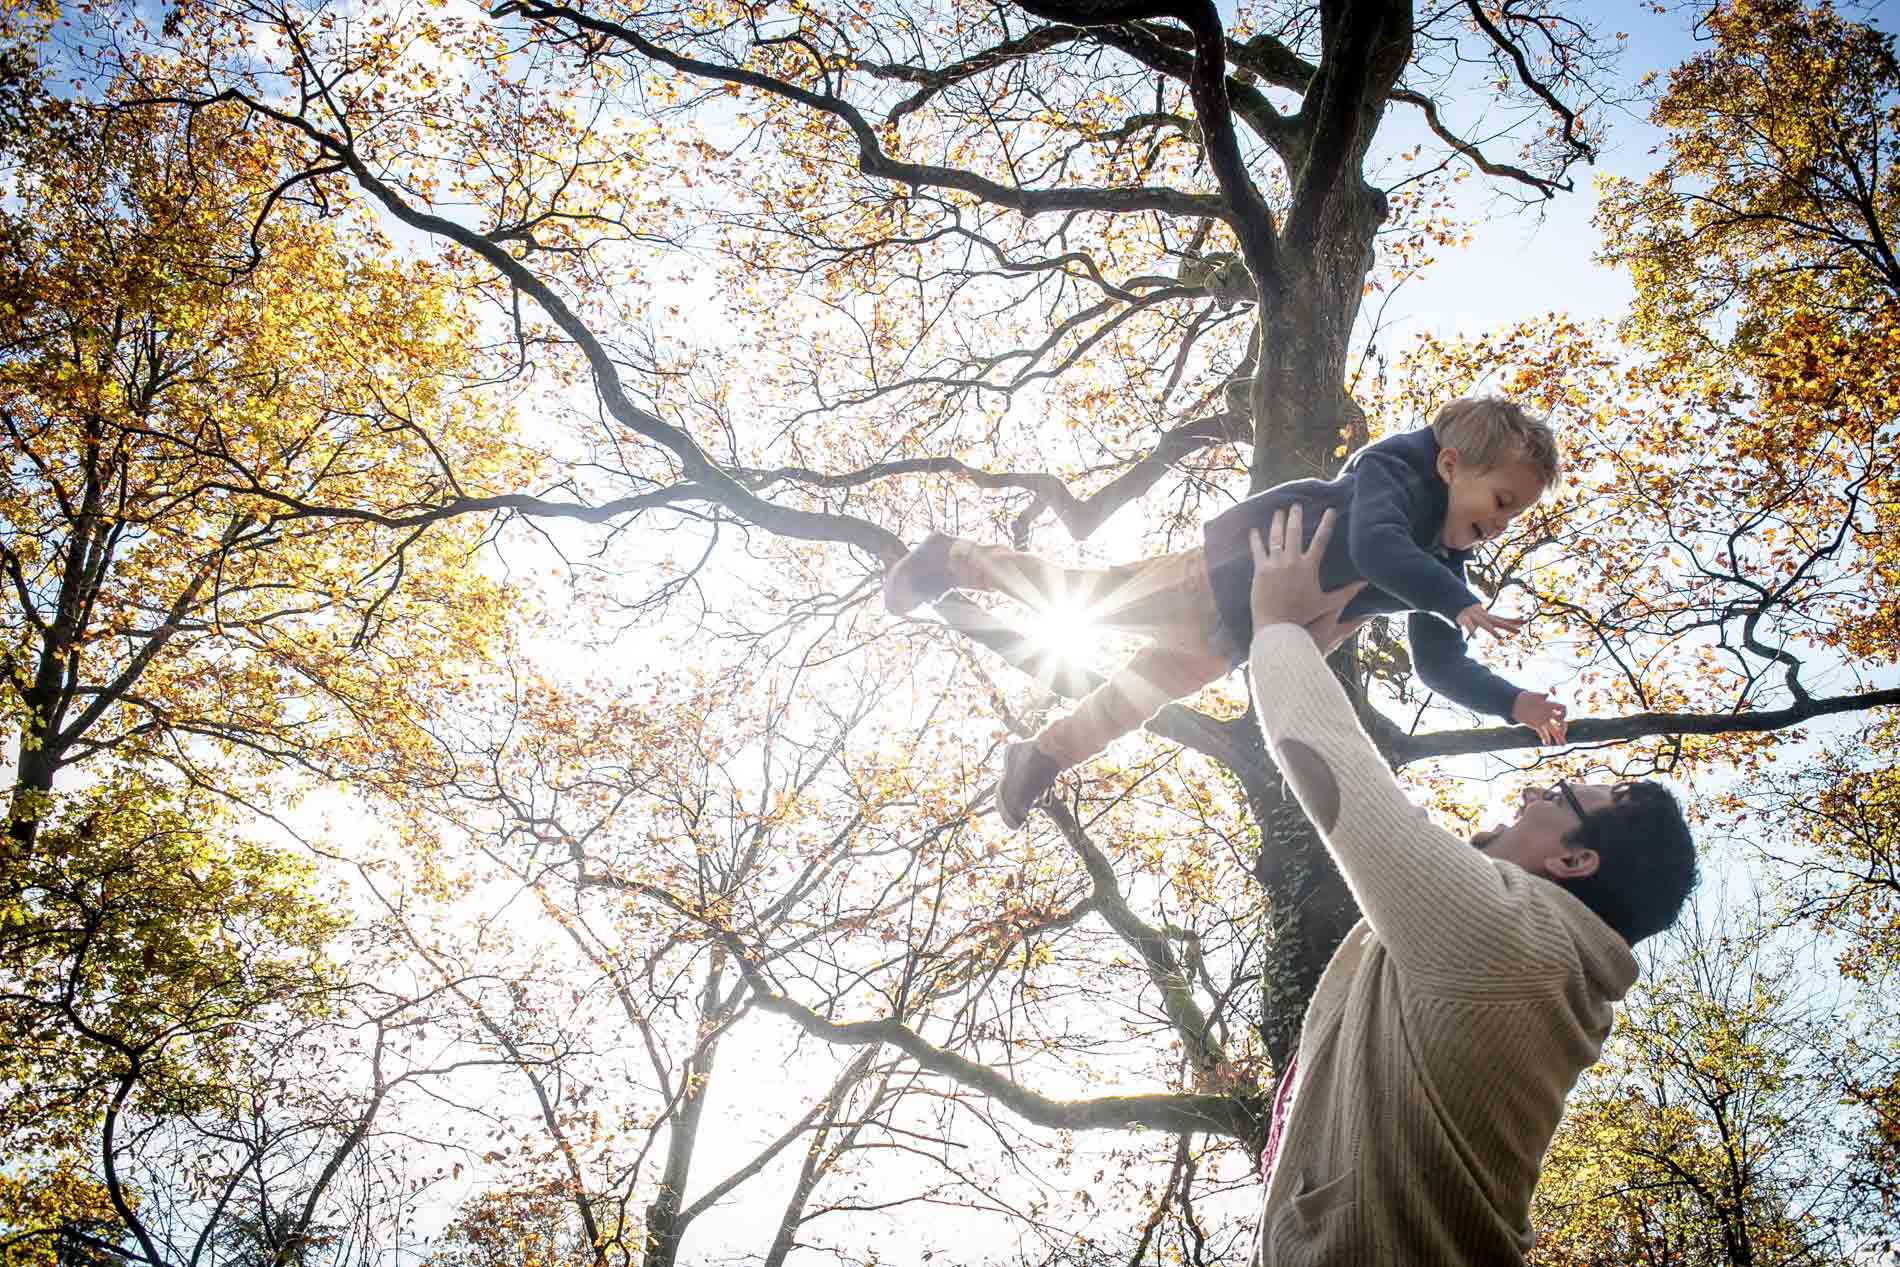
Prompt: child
<box><xmin>883</xmin><ymin>397</ymin><xmax>1570</xmax><ymax>828</ymax></box>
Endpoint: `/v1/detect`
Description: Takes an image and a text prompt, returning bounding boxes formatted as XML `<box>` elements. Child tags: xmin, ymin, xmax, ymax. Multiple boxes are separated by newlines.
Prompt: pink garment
<box><xmin>1259</xmin><ymin>1053</ymin><xmax>1300</xmax><ymax>1183</ymax></box>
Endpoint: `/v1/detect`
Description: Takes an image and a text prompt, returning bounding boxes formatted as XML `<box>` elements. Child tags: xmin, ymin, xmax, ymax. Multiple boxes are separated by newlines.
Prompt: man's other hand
<box><xmin>1308</xmin><ymin>613</ymin><xmax>1371</xmax><ymax>656</ymax></box>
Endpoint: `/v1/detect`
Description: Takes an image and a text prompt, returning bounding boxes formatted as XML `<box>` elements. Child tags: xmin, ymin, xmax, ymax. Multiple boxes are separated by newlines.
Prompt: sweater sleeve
<box><xmin>1249</xmin><ymin>623</ymin><xmax>1573</xmax><ymax>981</ymax></box>
<box><xmin>1408</xmin><ymin>611</ymin><xmax>1527</xmax><ymax>722</ymax></box>
<box><xmin>1345</xmin><ymin>452</ymin><xmax>1484</xmax><ymax>623</ymax></box>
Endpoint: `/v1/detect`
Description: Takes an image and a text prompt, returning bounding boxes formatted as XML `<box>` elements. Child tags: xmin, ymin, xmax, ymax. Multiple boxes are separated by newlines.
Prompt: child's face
<box><xmin>1434</xmin><ymin>448</ymin><xmax>1548</xmax><ymax>551</ymax></box>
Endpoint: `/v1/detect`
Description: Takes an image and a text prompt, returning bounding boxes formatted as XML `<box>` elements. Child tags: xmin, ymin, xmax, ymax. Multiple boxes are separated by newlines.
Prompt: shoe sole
<box><xmin>997</xmin><ymin>777</ymin><xmax>1028</xmax><ymax>830</ymax></box>
<box><xmin>996</xmin><ymin>743</ymin><xmax>1055</xmax><ymax>830</ymax></box>
<box><xmin>883</xmin><ymin>536</ymin><xmax>950</xmax><ymax>616</ymax></box>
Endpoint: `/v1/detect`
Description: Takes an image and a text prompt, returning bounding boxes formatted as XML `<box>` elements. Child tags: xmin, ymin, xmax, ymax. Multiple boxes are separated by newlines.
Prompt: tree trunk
<box><xmin>762</xmin><ymin>1051</ymin><xmax>883</xmax><ymax>1267</ymax></box>
<box><xmin>1244</xmin><ymin>143</ymin><xmax>1397</xmax><ymax>1073</ymax></box>
<box><xmin>642</xmin><ymin>950</ymin><xmax>729</xmax><ymax>1267</ymax></box>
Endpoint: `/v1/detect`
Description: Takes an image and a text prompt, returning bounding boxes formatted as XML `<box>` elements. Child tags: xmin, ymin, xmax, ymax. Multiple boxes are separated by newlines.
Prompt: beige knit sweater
<box><xmin>1249</xmin><ymin>624</ymin><xmax>1637</xmax><ymax>1266</ymax></box>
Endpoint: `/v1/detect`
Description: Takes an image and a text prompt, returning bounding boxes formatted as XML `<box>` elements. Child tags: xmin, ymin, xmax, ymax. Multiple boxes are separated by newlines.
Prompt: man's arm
<box><xmin>1251</xmin><ymin>622</ymin><xmax>1568</xmax><ymax>978</ymax></box>
<box><xmin>1408</xmin><ymin>611</ymin><xmax>1526</xmax><ymax>721</ymax></box>
<box><xmin>1345</xmin><ymin>453</ymin><xmax>1483</xmax><ymax>622</ymax></box>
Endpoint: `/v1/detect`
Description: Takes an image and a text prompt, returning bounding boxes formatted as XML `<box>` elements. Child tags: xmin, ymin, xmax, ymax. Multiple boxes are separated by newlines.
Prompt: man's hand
<box><xmin>1457</xmin><ymin>603</ymin><xmax>1524</xmax><ymax>639</ymax></box>
<box><xmin>1306</xmin><ymin>613</ymin><xmax>1370</xmax><ymax>656</ymax></box>
<box><xmin>1248</xmin><ymin>505</ymin><xmax>1367</xmax><ymax>635</ymax></box>
<box><xmin>1512</xmin><ymin>691</ymin><xmax>1569</xmax><ymax>745</ymax></box>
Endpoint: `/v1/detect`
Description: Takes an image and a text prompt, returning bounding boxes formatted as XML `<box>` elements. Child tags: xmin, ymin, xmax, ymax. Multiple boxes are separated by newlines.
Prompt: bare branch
<box><xmin>1011</xmin><ymin>1</ymin><xmax>1284</xmax><ymax>296</ymax></box>
<box><xmin>731</xmin><ymin>948</ymin><xmax>1256</xmax><ymax>1137</ymax></box>
<box><xmin>1389</xmin><ymin>86</ymin><xmax>1570</xmax><ymax>196</ymax></box>
<box><xmin>497</xmin><ymin>1</ymin><xmax>1226</xmax><ymax>222</ymax></box>
<box><xmin>1043</xmin><ymin>800</ymin><xmax>1227</xmax><ymax>1076</ymax></box>
<box><xmin>1462</xmin><ymin>0</ymin><xmax>1596</xmax><ymax>165</ymax></box>
<box><xmin>861</xmin><ymin>25</ymin><xmax>1090</xmax><ymax>127</ymax></box>
<box><xmin>1392</xmin><ymin>685</ymin><xmax>1900</xmax><ymax>766</ymax></box>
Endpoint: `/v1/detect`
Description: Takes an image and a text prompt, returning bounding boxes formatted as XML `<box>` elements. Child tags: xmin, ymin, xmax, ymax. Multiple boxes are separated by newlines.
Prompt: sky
<box><xmin>1379</xmin><ymin>2</ymin><xmax>1703</xmax><ymax>332</ymax></box>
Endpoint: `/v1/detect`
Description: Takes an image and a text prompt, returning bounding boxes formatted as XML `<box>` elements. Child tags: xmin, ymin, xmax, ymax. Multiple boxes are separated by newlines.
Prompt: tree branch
<box><xmin>1283</xmin><ymin>0</ymin><xmax>1413</xmax><ymax>248</ymax></box>
<box><xmin>1389</xmin><ymin>86</ymin><xmax>1570</xmax><ymax>196</ymax></box>
<box><xmin>1009</xmin><ymin>2</ymin><xmax>1283</xmax><ymax>297</ymax></box>
<box><xmin>137</xmin><ymin>86</ymin><xmax>902</xmax><ymax>564</ymax></box>
<box><xmin>1462</xmin><ymin>0</ymin><xmax>1596</xmax><ymax>165</ymax></box>
<box><xmin>737</xmin><ymin>408</ymin><xmax>1241</xmax><ymax>543</ymax></box>
<box><xmin>1087</xmin><ymin>21</ymin><xmax>1305</xmax><ymax>161</ymax></box>
<box><xmin>497</xmin><ymin>1</ymin><xmax>1224</xmax><ymax>222</ymax></box>
<box><xmin>730</xmin><ymin>949</ymin><xmax>1255</xmax><ymax>1137</ymax></box>
<box><xmin>1042</xmin><ymin>799</ymin><xmax>1227</xmax><ymax>1076</ymax></box>
<box><xmin>863</xmin><ymin>25</ymin><xmax>1090</xmax><ymax>127</ymax></box>
<box><xmin>1391</xmin><ymin>686</ymin><xmax>1900</xmax><ymax>766</ymax></box>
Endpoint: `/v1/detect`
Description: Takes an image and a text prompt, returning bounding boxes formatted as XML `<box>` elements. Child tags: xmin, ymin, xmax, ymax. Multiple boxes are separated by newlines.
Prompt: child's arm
<box><xmin>1344</xmin><ymin>453</ymin><xmax>1487</xmax><ymax>623</ymax></box>
<box><xmin>1407</xmin><ymin>612</ymin><xmax>1525</xmax><ymax>720</ymax></box>
<box><xmin>1410</xmin><ymin>613</ymin><xmax>1568</xmax><ymax>742</ymax></box>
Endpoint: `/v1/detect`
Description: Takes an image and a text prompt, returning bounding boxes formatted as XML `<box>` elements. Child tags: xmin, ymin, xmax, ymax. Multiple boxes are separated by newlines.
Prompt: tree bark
<box><xmin>643</xmin><ymin>950</ymin><xmax>731</xmax><ymax>1267</ymax></box>
<box><xmin>1239</xmin><ymin>0</ymin><xmax>1414</xmax><ymax>1078</ymax></box>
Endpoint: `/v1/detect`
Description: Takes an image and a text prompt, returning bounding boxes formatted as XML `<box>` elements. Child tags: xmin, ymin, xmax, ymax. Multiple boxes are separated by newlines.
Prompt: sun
<box><xmin>1030</xmin><ymin>598</ymin><xmax>1103</xmax><ymax>660</ymax></box>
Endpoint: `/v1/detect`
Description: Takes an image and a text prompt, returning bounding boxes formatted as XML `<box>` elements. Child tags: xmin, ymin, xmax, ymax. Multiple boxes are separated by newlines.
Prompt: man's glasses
<box><xmin>1545</xmin><ymin>779</ymin><xmax>1588</xmax><ymax>823</ymax></box>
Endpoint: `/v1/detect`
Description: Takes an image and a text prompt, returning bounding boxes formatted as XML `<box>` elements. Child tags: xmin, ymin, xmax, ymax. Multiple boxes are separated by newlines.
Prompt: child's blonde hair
<box><xmin>1431</xmin><ymin>397</ymin><xmax>1561</xmax><ymax>485</ymax></box>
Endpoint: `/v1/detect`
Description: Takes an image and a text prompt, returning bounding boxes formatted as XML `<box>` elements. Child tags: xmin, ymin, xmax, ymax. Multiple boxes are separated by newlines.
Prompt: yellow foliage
<box><xmin>0</xmin><ymin>1160</ymin><xmax>123</xmax><ymax>1267</ymax></box>
<box><xmin>0</xmin><ymin>79</ymin><xmax>542</xmax><ymax>821</ymax></box>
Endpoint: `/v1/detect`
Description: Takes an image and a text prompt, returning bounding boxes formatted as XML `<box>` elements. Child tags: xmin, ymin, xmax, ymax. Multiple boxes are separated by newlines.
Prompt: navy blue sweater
<box><xmin>1201</xmin><ymin>427</ymin><xmax>1526</xmax><ymax>721</ymax></box>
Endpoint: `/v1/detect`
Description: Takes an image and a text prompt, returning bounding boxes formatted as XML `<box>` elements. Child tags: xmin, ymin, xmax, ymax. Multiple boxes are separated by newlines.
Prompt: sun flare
<box><xmin>1031</xmin><ymin>599</ymin><xmax>1103</xmax><ymax>658</ymax></box>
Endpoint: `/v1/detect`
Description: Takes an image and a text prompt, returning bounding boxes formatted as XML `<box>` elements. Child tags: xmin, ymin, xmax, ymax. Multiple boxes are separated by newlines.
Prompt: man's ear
<box><xmin>1546</xmin><ymin>847</ymin><xmax>1599</xmax><ymax>881</ymax></box>
<box><xmin>1435</xmin><ymin>445</ymin><xmax>1460</xmax><ymax>483</ymax></box>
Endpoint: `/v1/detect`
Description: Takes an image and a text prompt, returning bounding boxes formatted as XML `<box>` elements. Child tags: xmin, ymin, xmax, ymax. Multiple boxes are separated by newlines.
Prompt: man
<box><xmin>1244</xmin><ymin>506</ymin><xmax>1698</xmax><ymax>1265</ymax></box>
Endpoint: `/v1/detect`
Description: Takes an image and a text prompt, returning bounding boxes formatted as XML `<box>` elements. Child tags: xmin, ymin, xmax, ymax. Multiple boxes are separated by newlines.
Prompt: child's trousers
<box><xmin>945</xmin><ymin>541</ymin><xmax>1239</xmax><ymax>769</ymax></box>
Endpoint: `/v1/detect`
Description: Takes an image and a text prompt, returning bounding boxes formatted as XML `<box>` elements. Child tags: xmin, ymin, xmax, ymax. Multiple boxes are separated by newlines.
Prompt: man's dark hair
<box><xmin>1555</xmin><ymin>781</ymin><xmax>1699</xmax><ymax>947</ymax></box>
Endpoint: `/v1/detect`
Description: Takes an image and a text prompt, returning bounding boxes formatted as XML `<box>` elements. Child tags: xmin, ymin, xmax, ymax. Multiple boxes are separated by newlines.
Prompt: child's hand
<box><xmin>1512</xmin><ymin>691</ymin><xmax>1568</xmax><ymax>745</ymax></box>
<box><xmin>1457</xmin><ymin>603</ymin><xmax>1525</xmax><ymax>639</ymax></box>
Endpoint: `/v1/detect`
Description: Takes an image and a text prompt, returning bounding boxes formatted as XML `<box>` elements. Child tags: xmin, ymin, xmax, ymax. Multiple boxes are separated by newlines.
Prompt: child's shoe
<box><xmin>996</xmin><ymin>740</ymin><xmax>1061</xmax><ymax>829</ymax></box>
<box><xmin>883</xmin><ymin>532</ymin><xmax>955</xmax><ymax>615</ymax></box>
